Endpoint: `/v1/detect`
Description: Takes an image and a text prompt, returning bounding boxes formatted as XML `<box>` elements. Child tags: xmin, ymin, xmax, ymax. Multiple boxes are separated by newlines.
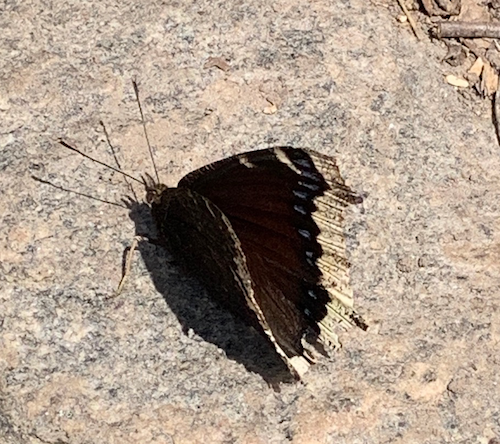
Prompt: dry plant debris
<box><xmin>204</xmin><ymin>56</ymin><xmax>231</xmax><ymax>72</ymax></box>
<box><xmin>395</xmin><ymin>1</ymin><xmax>500</xmax><ymax>137</ymax></box>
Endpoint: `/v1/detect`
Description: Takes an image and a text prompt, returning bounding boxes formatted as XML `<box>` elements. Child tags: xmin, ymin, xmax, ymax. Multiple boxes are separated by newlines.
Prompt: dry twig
<box><xmin>437</xmin><ymin>21</ymin><xmax>500</xmax><ymax>39</ymax></box>
<box><xmin>494</xmin><ymin>77</ymin><xmax>500</xmax><ymax>145</ymax></box>
<box><xmin>397</xmin><ymin>0</ymin><xmax>425</xmax><ymax>41</ymax></box>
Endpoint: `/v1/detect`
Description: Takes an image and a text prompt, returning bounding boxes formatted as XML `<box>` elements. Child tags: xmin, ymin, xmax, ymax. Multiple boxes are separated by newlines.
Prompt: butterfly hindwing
<box><xmin>151</xmin><ymin>186</ymin><xmax>313</xmax><ymax>375</ymax></box>
<box><xmin>151</xmin><ymin>187</ymin><xmax>259</xmax><ymax>328</ymax></box>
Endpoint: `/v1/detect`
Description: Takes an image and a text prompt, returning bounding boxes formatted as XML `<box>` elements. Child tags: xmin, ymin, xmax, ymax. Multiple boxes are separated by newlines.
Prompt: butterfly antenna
<box><xmin>132</xmin><ymin>80</ymin><xmax>160</xmax><ymax>184</ymax></box>
<box><xmin>58</xmin><ymin>140</ymin><xmax>144</xmax><ymax>185</ymax></box>
<box><xmin>31</xmin><ymin>175</ymin><xmax>127</xmax><ymax>208</ymax></box>
<box><xmin>100</xmin><ymin>121</ymin><xmax>139</xmax><ymax>201</ymax></box>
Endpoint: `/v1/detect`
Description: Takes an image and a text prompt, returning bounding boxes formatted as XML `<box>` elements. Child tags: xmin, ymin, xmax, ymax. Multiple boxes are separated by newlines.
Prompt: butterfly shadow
<box><xmin>125</xmin><ymin>199</ymin><xmax>294</xmax><ymax>386</ymax></box>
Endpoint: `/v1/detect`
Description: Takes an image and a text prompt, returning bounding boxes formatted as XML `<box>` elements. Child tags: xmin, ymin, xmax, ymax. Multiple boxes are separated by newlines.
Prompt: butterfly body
<box><xmin>144</xmin><ymin>147</ymin><xmax>366</xmax><ymax>377</ymax></box>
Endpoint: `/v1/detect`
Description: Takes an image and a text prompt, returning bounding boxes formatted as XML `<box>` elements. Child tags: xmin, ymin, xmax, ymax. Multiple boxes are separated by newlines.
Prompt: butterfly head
<box><xmin>142</xmin><ymin>173</ymin><xmax>168</xmax><ymax>205</ymax></box>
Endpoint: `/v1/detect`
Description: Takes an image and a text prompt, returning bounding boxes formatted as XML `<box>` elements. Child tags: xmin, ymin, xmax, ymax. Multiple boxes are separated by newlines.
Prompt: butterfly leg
<box><xmin>114</xmin><ymin>235</ymin><xmax>142</xmax><ymax>296</ymax></box>
<box><xmin>113</xmin><ymin>234</ymin><xmax>172</xmax><ymax>296</ymax></box>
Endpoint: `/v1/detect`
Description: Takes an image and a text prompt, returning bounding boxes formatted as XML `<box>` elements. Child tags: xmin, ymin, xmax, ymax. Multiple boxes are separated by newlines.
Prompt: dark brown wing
<box><xmin>178</xmin><ymin>147</ymin><xmax>366</xmax><ymax>375</ymax></box>
<box><xmin>151</xmin><ymin>187</ymin><xmax>259</xmax><ymax>329</ymax></box>
<box><xmin>150</xmin><ymin>186</ymin><xmax>310</xmax><ymax>374</ymax></box>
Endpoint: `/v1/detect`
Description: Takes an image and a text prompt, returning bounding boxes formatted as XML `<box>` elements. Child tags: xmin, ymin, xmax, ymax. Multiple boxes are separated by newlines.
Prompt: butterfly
<box><xmin>142</xmin><ymin>146</ymin><xmax>367</xmax><ymax>378</ymax></box>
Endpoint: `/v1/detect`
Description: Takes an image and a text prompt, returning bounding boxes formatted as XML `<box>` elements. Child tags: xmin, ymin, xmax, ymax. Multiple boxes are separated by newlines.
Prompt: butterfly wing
<box><xmin>151</xmin><ymin>187</ymin><xmax>312</xmax><ymax>375</ymax></box>
<box><xmin>178</xmin><ymin>147</ymin><xmax>366</xmax><ymax>375</ymax></box>
<box><xmin>151</xmin><ymin>187</ymin><xmax>259</xmax><ymax>328</ymax></box>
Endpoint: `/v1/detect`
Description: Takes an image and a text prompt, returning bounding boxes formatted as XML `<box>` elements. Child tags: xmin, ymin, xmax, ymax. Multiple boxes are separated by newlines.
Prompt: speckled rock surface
<box><xmin>1</xmin><ymin>0</ymin><xmax>499</xmax><ymax>443</ymax></box>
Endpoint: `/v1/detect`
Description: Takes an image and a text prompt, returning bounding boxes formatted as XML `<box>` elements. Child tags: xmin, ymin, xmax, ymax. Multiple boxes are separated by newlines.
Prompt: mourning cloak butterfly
<box><xmin>144</xmin><ymin>146</ymin><xmax>367</xmax><ymax>378</ymax></box>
